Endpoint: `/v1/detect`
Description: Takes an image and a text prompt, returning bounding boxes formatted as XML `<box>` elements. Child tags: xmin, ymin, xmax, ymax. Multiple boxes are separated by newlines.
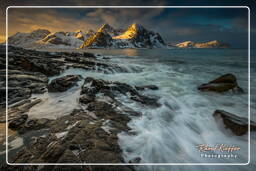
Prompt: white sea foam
<box><xmin>22</xmin><ymin>49</ymin><xmax>255</xmax><ymax>169</ymax></box>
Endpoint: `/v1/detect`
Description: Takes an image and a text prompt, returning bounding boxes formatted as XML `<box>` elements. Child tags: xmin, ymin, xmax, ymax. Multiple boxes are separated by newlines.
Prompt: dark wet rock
<box><xmin>135</xmin><ymin>85</ymin><xmax>159</xmax><ymax>91</ymax></box>
<box><xmin>6</xmin><ymin>109</ymin><xmax>134</xmax><ymax>170</ymax></box>
<box><xmin>81</xmin><ymin>77</ymin><xmax>160</xmax><ymax>107</ymax></box>
<box><xmin>102</xmin><ymin>56</ymin><xmax>111</xmax><ymax>60</ymax></box>
<box><xmin>79</xmin><ymin>94</ymin><xmax>94</xmax><ymax>104</ymax></box>
<box><xmin>0</xmin><ymin>46</ymin><xmax>139</xmax><ymax>169</ymax></box>
<box><xmin>17</xmin><ymin>118</ymin><xmax>53</xmax><ymax>134</ymax></box>
<box><xmin>129</xmin><ymin>157</ymin><xmax>141</xmax><ymax>163</ymax></box>
<box><xmin>83</xmin><ymin>52</ymin><xmax>96</xmax><ymax>58</ymax></box>
<box><xmin>47</xmin><ymin>75</ymin><xmax>81</xmax><ymax>92</ymax></box>
<box><xmin>198</xmin><ymin>74</ymin><xmax>244</xmax><ymax>93</ymax></box>
<box><xmin>2</xmin><ymin>45</ymin><xmax>130</xmax><ymax>77</ymax></box>
<box><xmin>4</xmin><ymin>46</ymin><xmax>65</xmax><ymax>76</ymax></box>
<box><xmin>8</xmin><ymin>114</ymin><xmax>28</xmax><ymax>129</ymax></box>
<box><xmin>17</xmin><ymin>55</ymin><xmax>65</xmax><ymax>76</ymax></box>
<box><xmin>213</xmin><ymin>110</ymin><xmax>256</xmax><ymax>136</ymax></box>
<box><xmin>0</xmin><ymin>69</ymin><xmax>48</xmax><ymax>95</ymax></box>
<box><xmin>65</xmin><ymin>55</ymin><xmax>129</xmax><ymax>73</ymax></box>
<box><xmin>0</xmin><ymin>87</ymin><xmax>31</xmax><ymax>108</ymax></box>
<box><xmin>0</xmin><ymin>99</ymin><xmax>41</xmax><ymax>123</ymax></box>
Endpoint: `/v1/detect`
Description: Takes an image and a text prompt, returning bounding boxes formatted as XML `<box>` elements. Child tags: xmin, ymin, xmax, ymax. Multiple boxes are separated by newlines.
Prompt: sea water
<box><xmin>7</xmin><ymin>48</ymin><xmax>256</xmax><ymax>170</ymax></box>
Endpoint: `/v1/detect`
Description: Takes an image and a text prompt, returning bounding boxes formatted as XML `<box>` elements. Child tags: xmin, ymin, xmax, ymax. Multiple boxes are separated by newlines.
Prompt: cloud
<box><xmin>0</xmin><ymin>6</ymin><xmax>249</xmax><ymax>48</ymax></box>
<box><xmin>7</xmin><ymin>8</ymin><xmax>99</xmax><ymax>36</ymax></box>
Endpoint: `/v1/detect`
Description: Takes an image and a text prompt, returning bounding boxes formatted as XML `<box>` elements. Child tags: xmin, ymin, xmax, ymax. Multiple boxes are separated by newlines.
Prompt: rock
<box><xmin>81</xmin><ymin>77</ymin><xmax>160</xmax><ymax>107</ymax></box>
<box><xmin>135</xmin><ymin>85</ymin><xmax>159</xmax><ymax>91</ymax></box>
<box><xmin>129</xmin><ymin>157</ymin><xmax>141</xmax><ymax>163</ymax></box>
<box><xmin>0</xmin><ymin>99</ymin><xmax>41</xmax><ymax>124</ymax></box>
<box><xmin>18</xmin><ymin>56</ymin><xmax>64</xmax><ymax>76</ymax></box>
<box><xmin>79</xmin><ymin>94</ymin><xmax>94</xmax><ymax>104</ymax></box>
<box><xmin>83</xmin><ymin>52</ymin><xmax>96</xmax><ymax>58</ymax></box>
<box><xmin>64</xmin><ymin>55</ymin><xmax>129</xmax><ymax>73</ymax></box>
<box><xmin>47</xmin><ymin>75</ymin><xmax>81</xmax><ymax>92</ymax></box>
<box><xmin>198</xmin><ymin>74</ymin><xmax>244</xmax><ymax>93</ymax></box>
<box><xmin>0</xmin><ymin>69</ymin><xmax>49</xmax><ymax>95</ymax></box>
<box><xmin>8</xmin><ymin>114</ymin><xmax>28</xmax><ymax>129</ymax></box>
<box><xmin>213</xmin><ymin>110</ymin><xmax>256</xmax><ymax>136</ymax></box>
<box><xmin>18</xmin><ymin>118</ymin><xmax>53</xmax><ymax>134</ymax></box>
<box><xmin>6</xmin><ymin>109</ymin><xmax>134</xmax><ymax>170</ymax></box>
<box><xmin>0</xmin><ymin>87</ymin><xmax>31</xmax><ymax>108</ymax></box>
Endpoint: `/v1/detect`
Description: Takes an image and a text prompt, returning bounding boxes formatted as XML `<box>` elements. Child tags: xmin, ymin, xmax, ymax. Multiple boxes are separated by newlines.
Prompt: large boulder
<box><xmin>198</xmin><ymin>74</ymin><xmax>244</xmax><ymax>93</ymax></box>
<box><xmin>213</xmin><ymin>110</ymin><xmax>256</xmax><ymax>136</ymax></box>
<box><xmin>47</xmin><ymin>75</ymin><xmax>81</xmax><ymax>92</ymax></box>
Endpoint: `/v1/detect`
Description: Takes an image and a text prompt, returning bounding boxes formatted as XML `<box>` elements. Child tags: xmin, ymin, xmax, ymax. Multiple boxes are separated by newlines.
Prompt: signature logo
<box><xmin>196</xmin><ymin>144</ymin><xmax>241</xmax><ymax>153</ymax></box>
<box><xmin>196</xmin><ymin>144</ymin><xmax>241</xmax><ymax>159</ymax></box>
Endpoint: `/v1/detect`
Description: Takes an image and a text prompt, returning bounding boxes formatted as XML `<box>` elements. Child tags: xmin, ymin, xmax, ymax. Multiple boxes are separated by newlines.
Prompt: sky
<box><xmin>0</xmin><ymin>0</ymin><xmax>255</xmax><ymax>48</ymax></box>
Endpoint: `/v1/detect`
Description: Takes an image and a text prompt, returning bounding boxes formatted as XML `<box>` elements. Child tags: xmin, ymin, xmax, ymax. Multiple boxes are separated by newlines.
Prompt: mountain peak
<box><xmin>130</xmin><ymin>23</ymin><xmax>143</xmax><ymax>29</ymax></box>
<box><xmin>97</xmin><ymin>23</ymin><xmax>121</xmax><ymax>36</ymax></box>
<box><xmin>127</xmin><ymin>23</ymin><xmax>145</xmax><ymax>33</ymax></box>
<box><xmin>29</xmin><ymin>29</ymin><xmax>51</xmax><ymax>39</ymax></box>
<box><xmin>98</xmin><ymin>23</ymin><xmax>113</xmax><ymax>32</ymax></box>
<box><xmin>30</xmin><ymin>29</ymin><xmax>51</xmax><ymax>35</ymax></box>
<box><xmin>75</xmin><ymin>29</ymin><xmax>83</xmax><ymax>33</ymax></box>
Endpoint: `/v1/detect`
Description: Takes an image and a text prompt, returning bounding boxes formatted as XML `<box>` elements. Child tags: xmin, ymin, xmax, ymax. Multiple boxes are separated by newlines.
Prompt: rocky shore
<box><xmin>0</xmin><ymin>45</ymin><xmax>254</xmax><ymax>170</ymax></box>
<box><xmin>0</xmin><ymin>45</ymin><xmax>160</xmax><ymax>170</ymax></box>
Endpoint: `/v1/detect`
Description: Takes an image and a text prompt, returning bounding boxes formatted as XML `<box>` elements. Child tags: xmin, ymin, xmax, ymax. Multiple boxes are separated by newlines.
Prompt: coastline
<box><xmin>0</xmin><ymin>45</ymin><xmax>254</xmax><ymax>170</ymax></box>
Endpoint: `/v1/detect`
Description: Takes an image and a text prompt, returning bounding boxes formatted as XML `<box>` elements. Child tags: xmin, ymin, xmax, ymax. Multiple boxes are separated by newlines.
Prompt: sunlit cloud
<box><xmin>0</xmin><ymin>5</ymin><xmax>249</xmax><ymax>48</ymax></box>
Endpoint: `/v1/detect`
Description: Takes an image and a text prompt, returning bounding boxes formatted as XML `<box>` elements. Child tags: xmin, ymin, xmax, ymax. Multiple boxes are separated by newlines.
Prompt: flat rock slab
<box><xmin>213</xmin><ymin>110</ymin><xmax>256</xmax><ymax>136</ymax></box>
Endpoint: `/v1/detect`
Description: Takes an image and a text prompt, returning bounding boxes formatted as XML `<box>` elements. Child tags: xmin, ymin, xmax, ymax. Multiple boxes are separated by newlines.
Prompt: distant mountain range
<box><xmin>5</xmin><ymin>23</ymin><xmax>230</xmax><ymax>49</ymax></box>
<box><xmin>172</xmin><ymin>40</ymin><xmax>230</xmax><ymax>48</ymax></box>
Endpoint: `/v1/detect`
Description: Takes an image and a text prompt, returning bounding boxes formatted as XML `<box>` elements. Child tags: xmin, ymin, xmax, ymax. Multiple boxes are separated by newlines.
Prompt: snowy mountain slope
<box><xmin>80</xmin><ymin>23</ymin><xmax>166</xmax><ymax>49</ymax></box>
<box><xmin>39</xmin><ymin>31</ymin><xmax>84</xmax><ymax>47</ymax></box>
<box><xmin>174</xmin><ymin>40</ymin><xmax>230</xmax><ymax>48</ymax></box>
<box><xmin>6</xmin><ymin>29</ymin><xmax>93</xmax><ymax>49</ymax></box>
<box><xmin>6</xmin><ymin>23</ymin><xmax>167</xmax><ymax>49</ymax></box>
<box><xmin>7</xmin><ymin>29</ymin><xmax>50</xmax><ymax>48</ymax></box>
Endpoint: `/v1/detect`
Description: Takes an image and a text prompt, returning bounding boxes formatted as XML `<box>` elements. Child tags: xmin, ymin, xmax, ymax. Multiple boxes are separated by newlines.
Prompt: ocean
<box><xmin>4</xmin><ymin>48</ymin><xmax>256</xmax><ymax>170</ymax></box>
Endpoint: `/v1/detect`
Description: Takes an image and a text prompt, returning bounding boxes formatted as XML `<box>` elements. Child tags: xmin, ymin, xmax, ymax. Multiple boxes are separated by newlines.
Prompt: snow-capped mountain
<box><xmin>7</xmin><ymin>29</ymin><xmax>50</xmax><ymax>47</ymax></box>
<box><xmin>113</xmin><ymin>23</ymin><xmax>166</xmax><ymax>48</ymax></box>
<box><xmin>80</xmin><ymin>23</ymin><xmax>166</xmax><ymax>49</ymax></box>
<box><xmin>6</xmin><ymin>23</ymin><xmax>166</xmax><ymax>49</ymax></box>
<box><xmin>97</xmin><ymin>23</ymin><xmax>124</xmax><ymax>37</ymax></box>
<box><xmin>6</xmin><ymin>29</ymin><xmax>94</xmax><ymax>49</ymax></box>
<box><xmin>174</xmin><ymin>40</ymin><xmax>230</xmax><ymax>48</ymax></box>
<box><xmin>6</xmin><ymin>25</ymin><xmax>231</xmax><ymax>50</ymax></box>
<box><xmin>38</xmin><ymin>31</ymin><xmax>84</xmax><ymax>48</ymax></box>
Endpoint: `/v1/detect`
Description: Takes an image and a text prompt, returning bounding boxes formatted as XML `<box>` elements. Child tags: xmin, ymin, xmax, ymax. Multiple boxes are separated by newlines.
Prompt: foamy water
<box><xmin>23</xmin><ymin>49</ymin><xmax>256</xmax><ymax>169</ymax></box>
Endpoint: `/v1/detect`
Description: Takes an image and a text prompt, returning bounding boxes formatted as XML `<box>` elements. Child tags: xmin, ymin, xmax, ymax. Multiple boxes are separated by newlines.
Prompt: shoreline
<box><xmin>0</xmin><ymin>45</ymin><xmax>254</xmax><ymax>170</ymax></box>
